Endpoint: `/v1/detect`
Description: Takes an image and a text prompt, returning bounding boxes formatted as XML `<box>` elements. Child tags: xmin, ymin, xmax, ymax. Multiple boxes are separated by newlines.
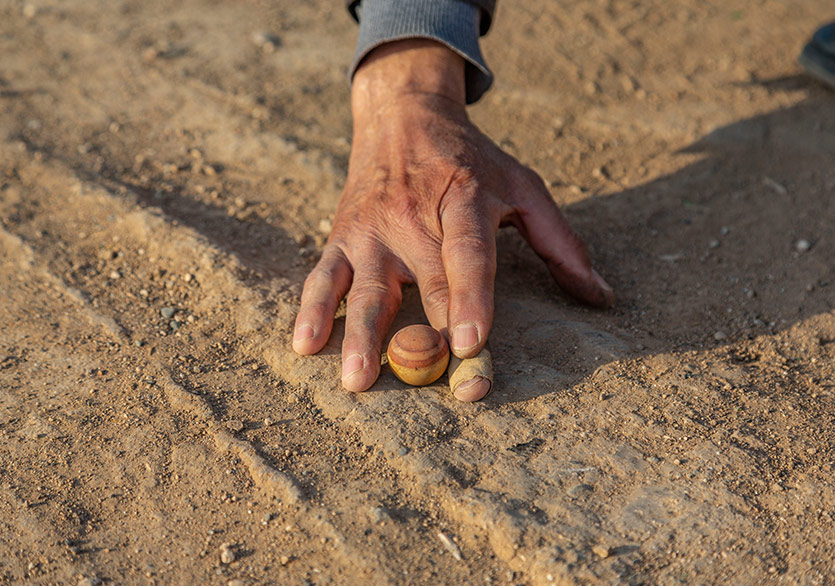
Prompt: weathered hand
<box><xmin>293</xmin><ymin>40</ymin><xmax>613</xmax><ymax>401</ymax></box>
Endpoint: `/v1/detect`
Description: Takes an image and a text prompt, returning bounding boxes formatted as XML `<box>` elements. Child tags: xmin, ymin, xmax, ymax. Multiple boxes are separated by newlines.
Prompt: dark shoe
<box><xmin>799</xmin><ymin>22</ymin><xmax>835</xmax><ymax>90</ymax></box>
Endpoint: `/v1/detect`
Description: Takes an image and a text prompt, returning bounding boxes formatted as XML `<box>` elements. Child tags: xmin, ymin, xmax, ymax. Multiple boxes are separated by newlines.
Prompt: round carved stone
<box><xmin>386</xmin><ymin>324</ymin><xmax>449</xmax><ymax>386</ymax></box>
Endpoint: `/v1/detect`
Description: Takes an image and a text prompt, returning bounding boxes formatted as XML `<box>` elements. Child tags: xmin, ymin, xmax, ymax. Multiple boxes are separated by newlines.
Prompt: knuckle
<box><xmin>352</xmin><ymin>235</ymin><xmax>390</xmax><ymax>263</ymax></box>
<box><xmin>448</xmin><ymin>167</ymin><xmax>479</xmax><ymax>193</ymax></box>
<box><xmin>420</xmin><ymin>277</ymin><xmax>449</xmax><ymax>309</ymax></box>
<box><xmin>512</xmin><ymin>167</ymin><xmax>550</xmax><ymax>205</ymax></box>
<box><xmin>443</xmin><ymin>233</ymin><xmax>494</xmax><ymax>259</ymax></box>
<box><xmin>305</xmin><ymin>262</ymin><xmax>340</xmax><ymax>288</ymax></box>
<box><xmin>348</xmin><ymin>281</ymin><xmax>400</xmax><ymax>305</ymax></box>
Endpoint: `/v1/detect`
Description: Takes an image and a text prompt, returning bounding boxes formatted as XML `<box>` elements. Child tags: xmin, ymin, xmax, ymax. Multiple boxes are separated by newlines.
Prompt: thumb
<box><xmin>513</xmin><ymin>175</ymin><xmax>614</xmax><ymax>308</ymax></box>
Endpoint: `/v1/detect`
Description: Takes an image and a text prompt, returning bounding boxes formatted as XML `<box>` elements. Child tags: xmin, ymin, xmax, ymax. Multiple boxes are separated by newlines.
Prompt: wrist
<box><xmin>351</xmin><ymin>39</ymin><xmax>467</xmax><ymax>114</ymax></box>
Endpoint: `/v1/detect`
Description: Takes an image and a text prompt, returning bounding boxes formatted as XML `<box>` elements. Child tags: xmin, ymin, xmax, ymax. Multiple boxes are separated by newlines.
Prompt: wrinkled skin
<box><xmin>293</xmin><ymin>40</ymin><xmax>613</xmax><ymax>401</ymax></box>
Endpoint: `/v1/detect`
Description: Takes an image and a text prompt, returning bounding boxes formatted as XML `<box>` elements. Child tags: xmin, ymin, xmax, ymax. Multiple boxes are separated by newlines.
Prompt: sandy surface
<box><xmin>2</xmin><ymin>0</ymin><xmax>834</xmax><ymax>584</ymax></box>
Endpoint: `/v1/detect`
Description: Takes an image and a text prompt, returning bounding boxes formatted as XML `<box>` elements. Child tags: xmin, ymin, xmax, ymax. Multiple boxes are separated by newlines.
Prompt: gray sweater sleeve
<box><xmin>346</xmin><ymin>0</ymin><xmax>496</xmax><ymax>103</ymax></box>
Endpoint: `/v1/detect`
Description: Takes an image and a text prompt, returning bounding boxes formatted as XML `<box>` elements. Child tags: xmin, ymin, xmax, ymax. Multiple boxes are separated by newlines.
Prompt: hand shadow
<box><xmin>386</xmin><ymin>82</ymin><xmax>835</xmax><ymax>404</ymax></box>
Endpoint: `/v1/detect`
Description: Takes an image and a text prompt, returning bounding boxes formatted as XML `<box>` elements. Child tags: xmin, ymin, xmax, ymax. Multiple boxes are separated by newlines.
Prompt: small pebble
<box><xmin>279</xmin><ymin>555</ymin><xmax>291</xmax><ymax>566</ymax></box>
<box><xmin>228</xmin><ymin>580</ymin><xmax>246</xmax><ymax>586</ymax></box>
<box><xmin>160</xmin><ymin>307</ymin><xmax>175</xmax><ymax>319</ymax></box>
<box><xmin>251</xmin><ymin>32</ymin><xmax>281</xmax><ymax>52</ymax></box>
<box><xmin>139</xmin><ymin>289</ymin><xmax>149</xmax><ymax>297</ymax></box>
<box><xmin>567</xmin><ymin>483</ymin><xmax>593</xmax><ymax>498</ymax></box>
<box><xmin>368</xmin><ymin>506</ymin><xmax>390</xmax><ymax>524</ymax></box>
<box><xmin>713</xmin><ymin>331</ymin><xmax>727</xmax><ymax>341</ymax></box>
<box><xmin>720</xmin><ymin>226</ymin><xmax>730</xmax><ymax>236</ymax></box>
<box><xmin>263</xmin><ymin>417</ymin><xmax>274</xmax><ymax>426</ymax></box>
<box><xmin>183</xmin><ymin>273</ymin><xmax>193</xmax><ymax>282</ymax></box>
<box><xmin>592</xmin><ymin>544</ymin><xmax>610</xmax><ymax>559</ymax></box>
<box><xmin>318</xmin><ymin>218</ymin><xmax>333</xmax><ymax>234</ymax></box>
<box><xmin>397</xmin><ymin>446</ymin><xmax>410</xmax><ymax>457</ymax></box>
<box><xmin>795</xmin><ymin>239</ymin><xmax>811</xmax><ymax>252</ymax></box>
<box><xmin>763</xmin><ymin>176</ymin><xmax>787</xmax><ymax>195</ymax></box>
<box><xmin>708</xmin><ymin>239</ymin><xmax>720</xmax><ymax>249</ymax></box>
<box><xmin>220</xmin><ymin>544</ymin><xmax>236</xmax><ymax>564</ymax></box>
<box><xmin>109</xmin><ymin>270</ymin><xmax>121</xmax><ymax>279</ymax></box>
<box><xmin>261</xmin><ymin>513</ymin><xmax>272</xmax><ymax>525</ymax></box>
<box><xmin>437</xmin><ymin>531</ymin><xmax>463</xmax><ymax>561</ymax></box>
<box><xmin>226</xmin><ymin>420</ymin><xmax>244</xmax><ymax>432</ymax></box>
<box><xmin>142</xmin><ymin>47</ymin><xmax>160</xmax><ymax>63</ymax></box>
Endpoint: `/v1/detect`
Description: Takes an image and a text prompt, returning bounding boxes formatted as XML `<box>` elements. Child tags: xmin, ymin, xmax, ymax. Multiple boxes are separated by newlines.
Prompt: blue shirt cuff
<box><xmin>349</xmin><ymin>0</ymin><xmax>493</xmax><ymax>104</ymax></box>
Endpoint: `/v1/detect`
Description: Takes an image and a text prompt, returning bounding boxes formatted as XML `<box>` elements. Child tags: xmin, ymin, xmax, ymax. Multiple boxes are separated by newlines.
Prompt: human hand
<box><xmin>293</xmin><ymin>40</ymin><xmax>613</xmax><ymax>401</ymax></box>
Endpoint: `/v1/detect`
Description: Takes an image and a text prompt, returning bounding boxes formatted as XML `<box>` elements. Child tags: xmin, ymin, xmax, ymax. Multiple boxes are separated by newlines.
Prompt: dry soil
<box><xmin>1</xmin><ymin>0</ymin><xmax>834</xmax><ymax>584</ymax></box>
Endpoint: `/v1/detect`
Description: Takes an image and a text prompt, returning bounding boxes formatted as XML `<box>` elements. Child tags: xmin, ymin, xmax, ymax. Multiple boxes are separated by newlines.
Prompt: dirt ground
<box><xmin>1</xmin><ymin>0</ymin><xmax>834</xmax><ymax>584</ymax></box>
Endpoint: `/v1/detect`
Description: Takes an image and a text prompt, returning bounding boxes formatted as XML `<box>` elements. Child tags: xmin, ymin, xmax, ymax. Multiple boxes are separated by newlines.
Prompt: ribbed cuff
<box><xmin>349</xmin><ymin>0</ymin><xmax>493</xmax><ymax>104</ymax></box>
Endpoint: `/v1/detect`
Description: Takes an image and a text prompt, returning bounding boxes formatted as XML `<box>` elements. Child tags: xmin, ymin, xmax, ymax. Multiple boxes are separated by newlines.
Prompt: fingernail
<box><xmin>342</xmin><ymin>353</ymin><xmax>364</xmax><ymax>380</ymax></box>
<box><xmin>292</xmin><ymin>323</ymin><xmax>315</xmax><ymax>353</ymax></box>
<box><xmin>293</xmin><ymin>323</ymin><xmax>314</xmax><ymax>343</ymax></box>
<box><xmin>453</xmin><ymin>376</ymin><xmax>492</xmax><ymax>402</ymax></box>
<box><xmin>452</xmin><ymin>322</ymin><xmax>480</xmax><ymax>353</ymax></box>
<box><xmin>593</xmin><ymin>270</ymin><xmax>615</xmax><ymax>306</ymax></box>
